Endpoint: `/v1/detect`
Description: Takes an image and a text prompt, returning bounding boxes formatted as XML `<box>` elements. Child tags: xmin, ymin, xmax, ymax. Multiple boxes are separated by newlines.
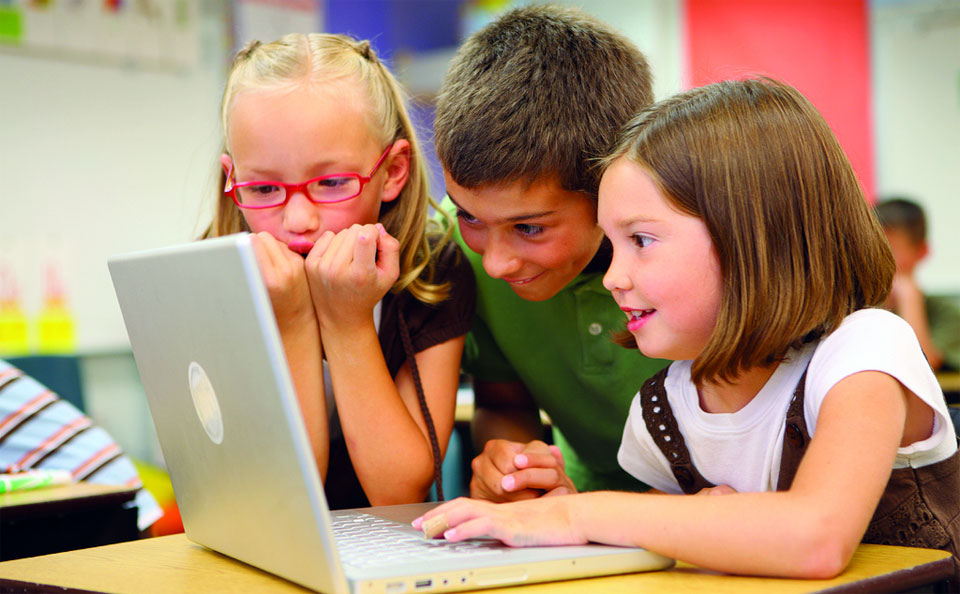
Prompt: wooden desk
<box><xmin>0</xmin><ymin>533</ymin><xmax>951</xmax><ymax>593</ymax></box>
<box><xmin>0</xmin><ymin>482</ymin><xmax>139</xmax><ymax>561</ymax></box>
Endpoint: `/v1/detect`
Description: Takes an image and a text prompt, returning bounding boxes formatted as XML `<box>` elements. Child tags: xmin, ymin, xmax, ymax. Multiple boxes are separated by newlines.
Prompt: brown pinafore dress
<box><xmin>639</xmin><ymin>367</ymin><xmax>960</xmax><ymax>586</ymax></box>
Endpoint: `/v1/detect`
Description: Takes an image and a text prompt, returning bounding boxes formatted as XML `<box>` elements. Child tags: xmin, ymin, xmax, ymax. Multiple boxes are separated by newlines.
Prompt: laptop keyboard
<box><xmin>331</xmin><ymin>511</ymin><xmax>507</xmax><ymax>567</ymax></box>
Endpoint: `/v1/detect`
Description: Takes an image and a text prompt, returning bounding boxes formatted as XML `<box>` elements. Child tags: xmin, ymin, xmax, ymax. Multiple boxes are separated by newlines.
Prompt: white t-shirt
<box><xmin>618</xmin><ymin>308</ymin><xmax>956</xmax><ymax>494</ymax></box>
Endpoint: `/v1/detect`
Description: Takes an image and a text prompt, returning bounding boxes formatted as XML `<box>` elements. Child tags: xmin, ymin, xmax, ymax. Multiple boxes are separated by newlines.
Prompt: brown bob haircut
<box><xmin>434</xmin><ymin>4</ymin><xmax>653</xmax><ymax>197</ymax></box>
<box><xmin>603</xmin><ymin>78</ymin><xmax>894</xmax><ymax>386</ymax></box>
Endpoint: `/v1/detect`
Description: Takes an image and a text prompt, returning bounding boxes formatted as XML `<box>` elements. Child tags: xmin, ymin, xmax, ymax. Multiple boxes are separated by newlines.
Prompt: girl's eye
<box><xmin>316</xmin><ymin>176</ymin><xmax>351</xmax><ymax>188</ymax></box>
<box><xmin>455</xmin><ymin>208</ymin><xmax>479</xmax><ymax>224</ymax></box>
<box><xmin>515</xmin><ymin>223</ymin><xmax>544</xmax><ymax>237</ymax></box>
<box><xmin>249</xmin><ymin>184</ymin><xmax>280</xmax><ymax>195</ymax></box>
<box><xmin>632</xmin><ymin>234</ymin><xmax>653</xmax><ymax>248</ymax></box>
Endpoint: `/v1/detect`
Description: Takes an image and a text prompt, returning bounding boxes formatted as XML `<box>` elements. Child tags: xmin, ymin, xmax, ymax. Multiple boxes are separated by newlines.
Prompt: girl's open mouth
<box><xmin>627</xmin><ymin>309</ymin><xmax>655</xmax><ymax>332</ymax></box>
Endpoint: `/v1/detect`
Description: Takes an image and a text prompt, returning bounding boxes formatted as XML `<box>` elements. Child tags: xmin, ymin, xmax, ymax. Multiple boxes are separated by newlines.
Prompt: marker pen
<box><xmin>0</xmin><ymin>469</ymin><xmax>73</xmax><ymax>494</ymax></box>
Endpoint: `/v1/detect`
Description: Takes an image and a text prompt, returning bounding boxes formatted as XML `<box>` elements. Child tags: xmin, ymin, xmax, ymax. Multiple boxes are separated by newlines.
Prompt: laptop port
<box><xmin>414</xmin><ymin>579</ymin><xmax>433</xmax><ymax>590</ymax></box>
<box><xmin>385</xmin><ymin>582</ymin><xmax>405</xmax><ymax>593</ymax></box>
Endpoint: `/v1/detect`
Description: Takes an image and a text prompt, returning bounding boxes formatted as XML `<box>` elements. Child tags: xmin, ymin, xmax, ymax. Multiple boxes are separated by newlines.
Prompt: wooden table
<box><xmin>0</xmin><ymin>533</ymin><xmax>951</xmax><ymax>593</ymax></box>
<box><xmin>0</xmin><ymin>482</ymin><xmax>139</xmax><ymax>561</ymax></box>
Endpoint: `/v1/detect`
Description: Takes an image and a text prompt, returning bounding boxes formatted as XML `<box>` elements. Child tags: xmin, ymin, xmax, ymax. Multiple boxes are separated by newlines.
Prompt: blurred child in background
<box><xmin>875</xmin><ymin>197</ymin><xmax>960</xmax><ymax>372</ymax></box>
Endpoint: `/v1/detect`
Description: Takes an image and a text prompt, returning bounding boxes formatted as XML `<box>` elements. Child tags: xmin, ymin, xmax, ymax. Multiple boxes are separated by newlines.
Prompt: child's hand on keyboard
<box><xmin>413</xmin><ymin>496</ymin><xmax>588</xmax><ymax>547</ymax></box>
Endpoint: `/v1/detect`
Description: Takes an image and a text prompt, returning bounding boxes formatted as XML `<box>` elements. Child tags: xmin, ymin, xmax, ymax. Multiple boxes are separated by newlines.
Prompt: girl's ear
<box><xmin>220</xmin><ymin>154</ymin><xmax>234</xmax><ymax>176</ymax></box>
<box><xmin>380</xmin><ymin>139</ymin><xmax>410</xmax><ymax>203</ymax></box>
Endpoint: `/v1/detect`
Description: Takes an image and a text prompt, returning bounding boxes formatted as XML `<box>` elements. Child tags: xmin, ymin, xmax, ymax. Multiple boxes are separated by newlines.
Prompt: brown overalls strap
<box><xmin>775</xmin><ymin>375</ymin><xmax>960</xmax><ymax>588</ymax></box>
<box><xmin>640</xmin><ymin>366</ymin><xmax>960</xmax><ymax>587</ymax></box>
<box><xmin>640</xmin><ymin>369</ymin><xmax>713</xmax><ymax>493</ymax></box>
<box><xmin>640</xmin><ymin>367</ymin><xmax>808</xmax><ymax>493</ymax></box>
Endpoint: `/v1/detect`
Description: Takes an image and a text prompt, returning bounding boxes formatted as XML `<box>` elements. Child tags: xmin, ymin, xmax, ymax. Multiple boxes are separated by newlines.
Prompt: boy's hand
<box><xmin>470</xmin><ymin>440</ymin><xmax>576</xmax><ymax>502</ymax></box>
<box><xmin>304</xmin><ymin>223</ymin><xmax>400</xmax><ymax>330</ymax></box>
<box><xmin>249</xmin><ymin>232</ymin><xmax>315</xmax><ymax>331</ymax></box>
<box><xmin>412</xmin><ymin>496</ymin><xmax>586</xmax><ymax>547</ymax></box>
<box><xmin>887</xmin><ymin>273</ymin><xmax>923</xmax><ymax>313</ymax></box>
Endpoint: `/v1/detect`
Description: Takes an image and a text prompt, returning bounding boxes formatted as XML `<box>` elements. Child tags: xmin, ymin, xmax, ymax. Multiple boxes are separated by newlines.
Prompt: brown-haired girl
<box><xmin>415</xmin><ymin>78</ymin><xmax>959</xmax><ymax>581</ymax></box>
<box><xmin>206</xmin><ymin>33</ymin><xmax>474</xmax><ymax>509</ymax></box>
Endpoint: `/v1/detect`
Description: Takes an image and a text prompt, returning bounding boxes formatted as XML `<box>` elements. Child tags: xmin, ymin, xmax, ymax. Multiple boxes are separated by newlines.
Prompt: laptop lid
<box><xmin>109</xmin><ymin>233</ymin><xmax>348</xmax><ymax>593</ymax></box>
<box><xmin>108</xmin><ymin>233</ymin><xmax>673</xmax><ymax>594</ymax></box>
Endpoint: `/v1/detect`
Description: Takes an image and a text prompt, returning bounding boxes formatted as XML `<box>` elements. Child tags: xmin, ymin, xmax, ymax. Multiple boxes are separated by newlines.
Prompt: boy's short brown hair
<box><xmin>875</xmin><ymin>197</ymin><xmax>927</xmax><ymax>246</ymax></box>
<box><xmin>434</xmin><ymin>4</ymin><xmax>653</xmax><ymax>197</ymax></box>
<box><xmin>604</xmin><ymin>78</ymin><xmax>895</xmax><ymax>386</ymax></box>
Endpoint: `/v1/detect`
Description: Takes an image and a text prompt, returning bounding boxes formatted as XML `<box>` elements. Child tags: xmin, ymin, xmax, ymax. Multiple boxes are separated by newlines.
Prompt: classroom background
<box><xmin>1</xmin><ymin>0</ymin><xmax>958</xmax><ymax>470</ymax></box>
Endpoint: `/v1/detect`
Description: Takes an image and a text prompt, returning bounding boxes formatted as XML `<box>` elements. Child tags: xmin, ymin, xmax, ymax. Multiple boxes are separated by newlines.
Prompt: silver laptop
<box><xmin>108</xmin><ymin>233</ymin><xmax>674</xmax><ymax>594</ymax></box>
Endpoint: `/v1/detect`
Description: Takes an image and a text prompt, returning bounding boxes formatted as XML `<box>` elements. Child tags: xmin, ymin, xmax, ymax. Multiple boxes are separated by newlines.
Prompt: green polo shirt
<box><xmin>443</xmin><ymin>199</ymin><xmax>669</xmax><ymax>492</ymax></box>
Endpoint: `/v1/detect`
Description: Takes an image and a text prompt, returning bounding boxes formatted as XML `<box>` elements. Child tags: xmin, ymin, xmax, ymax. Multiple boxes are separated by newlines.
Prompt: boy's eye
<box><xmin>515</xmin><ymin>223</ymin><xmax>544</xmax><ymax>237</ymax></box>
<box><xmin>455</xmin><ymin>208</ymin><xmax>479</xmax><ymax>224</ymax></box>
<box><xmin>632</xmin><ymin>234</ymin><xmax>653</xmax><ymax>248</ymax></box>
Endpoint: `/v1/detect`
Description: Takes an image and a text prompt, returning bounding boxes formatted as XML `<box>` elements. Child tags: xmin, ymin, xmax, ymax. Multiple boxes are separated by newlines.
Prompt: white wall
<box><xmin>872</xmin><ymin>0</ymin><xmax>960</xmax><ymax>294</ymax></box>
<box><xmin>0</xmin><ymin>9</ymin><xmax>228</xmax><ymax>354</ymax></box>
<box><xmin>556</xmin><ymin>0</ymin><xmax>685</xmax><ymax>101</ymax></box>
<box><xmin>0</xmin><ymin>5</ymin><xmax>231</xmax><ymax>465</ymax></box>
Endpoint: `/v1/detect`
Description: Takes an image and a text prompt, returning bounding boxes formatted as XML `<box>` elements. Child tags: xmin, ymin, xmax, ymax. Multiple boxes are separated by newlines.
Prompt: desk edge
<box><xmin>816</xmin><ymin>554</ymin><xmax>953</xmax><ymax>594</ymax></box>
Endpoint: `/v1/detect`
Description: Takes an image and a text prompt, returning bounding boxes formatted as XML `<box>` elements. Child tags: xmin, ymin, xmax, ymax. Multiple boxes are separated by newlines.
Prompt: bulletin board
<box><xmin>0</xmin><ymin>0</ymin><xmax>199</xmax><ymax>71</ymax></box>
<box><xmin>0</xmin><ymin>0</ymin><xmax>219</xmax><ymax>354</ymax></box>
<box><xmin>231</xmin><ymin>0</ymin><xmax>321</xmax><ymax>51</ymax></box>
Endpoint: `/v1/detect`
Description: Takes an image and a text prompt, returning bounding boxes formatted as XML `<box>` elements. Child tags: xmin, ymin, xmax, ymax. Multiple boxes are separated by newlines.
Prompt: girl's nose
<box><xmin>282</xmin><ymin>191</ymin><xmax>320</xmax><ymax>234</ymax></box>
<box><xmin>602</xmin><ymin>253</ymin><xmax>631</xmax><ymax>293</ymax></box>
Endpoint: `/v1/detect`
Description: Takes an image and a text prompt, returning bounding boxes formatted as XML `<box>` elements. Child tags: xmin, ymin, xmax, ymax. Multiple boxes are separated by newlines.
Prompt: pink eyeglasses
<box><xmin>225</xmin><ymin>144</ymin><xmax>393</xmax><ymax>209</ymax></box>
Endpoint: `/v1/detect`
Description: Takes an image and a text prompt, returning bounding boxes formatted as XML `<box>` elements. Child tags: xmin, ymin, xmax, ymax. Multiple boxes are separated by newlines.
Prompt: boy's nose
<box><xmin>481</xmin><ymin>240</ymin><xmax>522</xmax><ymax>279</ymax></box>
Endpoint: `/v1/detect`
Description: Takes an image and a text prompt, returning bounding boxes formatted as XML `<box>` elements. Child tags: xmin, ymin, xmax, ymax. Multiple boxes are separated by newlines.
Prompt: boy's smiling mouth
<box><xmin>503</xmin><ymin>271</ymin><xmax>544</xmax><ymax>286</ymax></box>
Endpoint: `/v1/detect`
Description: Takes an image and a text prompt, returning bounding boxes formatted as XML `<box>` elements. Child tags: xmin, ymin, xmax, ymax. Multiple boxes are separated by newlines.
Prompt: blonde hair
<box><xmin>205</xmin><ymin>33</ymin><xmax>452</xmax><ymax>303</ymax></box>
<box><xmin>604</xmin><ymin>78</ymin><xmax>894</xmax><ymax>386</ymax></box>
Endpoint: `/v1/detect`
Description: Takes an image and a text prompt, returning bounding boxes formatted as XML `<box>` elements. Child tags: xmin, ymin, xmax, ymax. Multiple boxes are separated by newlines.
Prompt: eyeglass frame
<box><xmin>224</xmin><ymin>143</ymin><xmax>394</xmax><ymax>210</ymax></box>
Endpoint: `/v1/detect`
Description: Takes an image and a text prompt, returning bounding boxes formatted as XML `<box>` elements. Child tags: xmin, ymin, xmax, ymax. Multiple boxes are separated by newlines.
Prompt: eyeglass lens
<box><xmin>236</xmin><ymin>175</ymin><xmax>361</xmax><ymax>207</ymax></box>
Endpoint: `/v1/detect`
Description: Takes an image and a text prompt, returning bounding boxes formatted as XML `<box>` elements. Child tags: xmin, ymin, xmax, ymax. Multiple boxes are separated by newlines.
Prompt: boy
<box><xmin>434</xmin><ymin>5</ymin><xmax>667</xmax><ymax>501</ymax></box>
<box><xmin>875</xmin><ymin>197</ymin><xmax>960</xmax><ymax>372</ymax></box>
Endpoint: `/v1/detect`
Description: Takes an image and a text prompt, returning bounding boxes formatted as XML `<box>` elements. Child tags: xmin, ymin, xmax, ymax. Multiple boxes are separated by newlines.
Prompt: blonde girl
<box><xmin>415</xmin><ymin>78</ymin><xmax>959</xmax><ymax>581</ymax></box>
<box><xmin>206</xmin><ymin>33</ymin><xmax>474</xmax><ymax>508</ymax></box>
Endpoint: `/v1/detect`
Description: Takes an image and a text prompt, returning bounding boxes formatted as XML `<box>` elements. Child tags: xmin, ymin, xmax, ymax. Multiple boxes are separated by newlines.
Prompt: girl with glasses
<box><xmin>203</xmin><ymin>33</ymin><xmax>475</xmax><ymax>509</ymax></box>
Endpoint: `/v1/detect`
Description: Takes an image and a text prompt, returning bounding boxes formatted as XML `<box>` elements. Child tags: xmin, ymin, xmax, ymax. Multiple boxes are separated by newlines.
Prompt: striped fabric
<box><xmin>0</xmin><ymin>359</ymin><xmax>161</xmax><ymax>531</ymax></box>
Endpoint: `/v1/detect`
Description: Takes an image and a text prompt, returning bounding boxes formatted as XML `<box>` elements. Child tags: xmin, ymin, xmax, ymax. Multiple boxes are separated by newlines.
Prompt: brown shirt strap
<box><xmin>641</xmin><ymin>367</ymin><xmax>810</xmax><ymax>494</ymax></box>
<box><xmin>640</xmin><ymin>368</ymin><xmax>714</xmax><ymax>494</ymax></box>
<box><xmin>776</xmin><ymin>371</ymin><xmax>810</xmax><ymax>491</ymax></box>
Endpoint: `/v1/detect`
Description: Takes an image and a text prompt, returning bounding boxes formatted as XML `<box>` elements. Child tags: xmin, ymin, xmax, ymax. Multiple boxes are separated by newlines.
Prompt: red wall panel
<box><xmin>685</xmin><ymin>0</ymin><xmax>874</xmax><ymax>199</ymax></box>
